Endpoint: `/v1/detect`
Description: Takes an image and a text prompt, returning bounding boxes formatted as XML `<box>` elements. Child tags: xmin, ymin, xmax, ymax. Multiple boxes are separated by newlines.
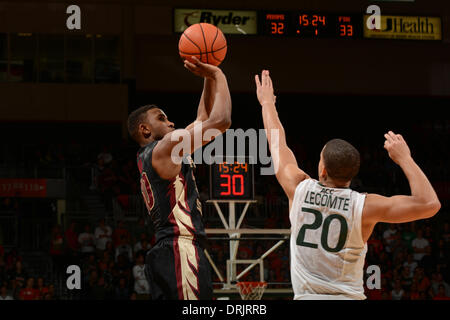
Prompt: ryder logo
<box><xmin>175</xmin><ymin>9</ymin><xmax>258</xmax><ymax>35</ymax></box>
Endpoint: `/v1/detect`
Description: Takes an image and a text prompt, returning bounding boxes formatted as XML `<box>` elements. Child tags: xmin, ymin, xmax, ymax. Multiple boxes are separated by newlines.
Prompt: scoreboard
<box><xmin>175</xmin><ymin>9</ymin><xmax>442</xmax><ymax>41</ymax></box>
<box><xmin>209</xmin><ymin>158</ymin><xmax>254</xmax><ymax>201</ymax></box>
<box><xmin>261</xmin><ymin>12</ymin><xmax>362</xmax><ymax>38</ymax></box>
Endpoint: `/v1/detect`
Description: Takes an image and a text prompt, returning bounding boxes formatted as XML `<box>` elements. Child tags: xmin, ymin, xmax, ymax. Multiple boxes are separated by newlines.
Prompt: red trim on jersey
<box><xmin>140</xmin><ymin>172</ymin><xmax>155</xmax><ymax>212</ymax></box>
<box><xmin>137</xmin><ymin>154</ymin><xmax>143</xmax><ymax>174</ymax></box>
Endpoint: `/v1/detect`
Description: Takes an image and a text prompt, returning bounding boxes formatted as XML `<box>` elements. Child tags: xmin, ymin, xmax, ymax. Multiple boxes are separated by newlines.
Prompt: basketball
<box><xmin>178</xmin><ymin>23</ymin><xmax>227</xmax><ymax>66</ymax></box>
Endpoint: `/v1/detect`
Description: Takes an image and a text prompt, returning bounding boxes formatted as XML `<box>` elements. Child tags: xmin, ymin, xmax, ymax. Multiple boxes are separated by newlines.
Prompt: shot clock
<box><xmin>260</xmin><ymin>11</ymin><xmax>362</xmax><ymax>38</ymax></box>
<box><xmin>209</xmin><ymin>157</ymin><xmax>254</xmax><ymax>201</ymax></box>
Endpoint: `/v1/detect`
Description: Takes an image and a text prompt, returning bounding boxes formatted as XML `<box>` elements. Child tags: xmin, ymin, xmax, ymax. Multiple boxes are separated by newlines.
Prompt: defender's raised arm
<box><xmin>255</xmin><ymin>70</ymin><xmax>309</xmax><ymax>207</ymax></box>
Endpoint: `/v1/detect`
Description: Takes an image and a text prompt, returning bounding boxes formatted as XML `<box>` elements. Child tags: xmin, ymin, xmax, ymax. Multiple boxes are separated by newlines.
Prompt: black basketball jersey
<box><xmin>137</xmin><ymin>141</ymin><xmax>208</xmax><ymax>247</ymax></box>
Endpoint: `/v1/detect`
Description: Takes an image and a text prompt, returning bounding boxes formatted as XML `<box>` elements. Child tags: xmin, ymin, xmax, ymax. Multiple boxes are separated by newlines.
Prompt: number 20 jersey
<box><xmin>289</xmin><ymin>178</ymin><xmax>367</xmax><ymax>300</ymax></box>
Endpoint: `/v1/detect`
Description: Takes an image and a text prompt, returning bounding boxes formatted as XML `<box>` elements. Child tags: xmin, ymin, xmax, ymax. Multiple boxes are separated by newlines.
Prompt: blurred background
<box><xmin>0</xmin><ymin>0</ymin><xmax>448</xmax><ymax>300</ymax></box>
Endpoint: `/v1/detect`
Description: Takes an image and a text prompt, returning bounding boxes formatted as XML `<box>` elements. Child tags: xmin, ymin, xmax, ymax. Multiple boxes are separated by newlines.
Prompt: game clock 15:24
<box><xmin>260</xmin><ymin>12</ymin><xmax>362</xmax><ymax>39</ymax></box>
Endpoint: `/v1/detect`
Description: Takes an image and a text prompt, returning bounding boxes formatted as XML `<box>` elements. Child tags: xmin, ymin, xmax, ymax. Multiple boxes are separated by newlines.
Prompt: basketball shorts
<box><xmin>144</xmin><ymin>237</ymin><xmax>213</xmax><ymax>300</ymax></box>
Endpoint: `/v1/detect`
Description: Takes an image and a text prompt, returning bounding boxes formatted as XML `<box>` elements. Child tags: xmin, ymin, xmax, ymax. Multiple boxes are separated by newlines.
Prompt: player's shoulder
<box><xmin>138</xmin><ymin>141</ymin><xmax>158</xmax><ymax>159</ymax></box>
<box><xmin>293</xmin><ymin>177</ymin><xmax>316</xmax><ymax>192</ymax></box>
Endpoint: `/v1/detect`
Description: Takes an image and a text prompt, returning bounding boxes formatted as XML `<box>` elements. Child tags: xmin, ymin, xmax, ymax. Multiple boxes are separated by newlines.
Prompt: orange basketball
<box><xmin>178</xmin><ymin>23</ymin><xmax>227</xmax><ymax>66</ymax></box>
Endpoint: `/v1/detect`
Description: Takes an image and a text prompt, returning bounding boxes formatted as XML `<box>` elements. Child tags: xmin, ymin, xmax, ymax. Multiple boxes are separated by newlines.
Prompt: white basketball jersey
<box><xmin>289</xmin><ymin>179</ymin><xmax>367</xmax><ymax>300</ymax></box>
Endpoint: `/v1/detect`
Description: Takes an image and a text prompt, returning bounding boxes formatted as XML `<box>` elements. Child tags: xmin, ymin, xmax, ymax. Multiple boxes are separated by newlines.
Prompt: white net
<box><xmin>236</xmin><ymin>282</ymin><xmax>267</xmax><ymax>300</ymax></box>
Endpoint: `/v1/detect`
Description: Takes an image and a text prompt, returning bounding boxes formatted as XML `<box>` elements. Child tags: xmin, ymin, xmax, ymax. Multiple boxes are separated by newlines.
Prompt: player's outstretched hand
<box><xmin>384</xmin><ymin>131</ymin><xmax>412</xmax><ymax>165</ymax></box>
<box><xmin>184</xmin><ymin>56</ymin><xmax>222</xmax><ymax>79</ymax></box>
<box><xmin>255</xmin><ymin>70</ymin><xmax>276</xmax><ymax>107</ymax></box>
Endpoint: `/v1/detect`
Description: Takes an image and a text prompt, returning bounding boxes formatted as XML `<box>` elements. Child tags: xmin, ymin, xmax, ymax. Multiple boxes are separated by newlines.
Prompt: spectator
<box><xmin>134</xmin><ymin>238</ymin><xmax>151</xmax><ymax>257</ymax></box>
<box><xmin>133</xmin><ymin>233</ymin><xmax>149</xmax><ymax>253</ymax></box>
<box><xmin>0</xmin><ymin>254</ymin><xmax>6</xmax><ymax>285</ymax></box>
<box><xmin>400</xmin><ymin>266</ymin><xmax>413</xmax><ymax>291</ymax></box>
<box><xmin>104</xmin><ymin>240</ymin><xmax>115</xmax><ymax>259</ymax></box>
<box><xmin>90</xmin><ymin>277</ymin><xmax>108</xmax><ymax>300</ymax></box>
<box><xmin>45</xmin><ymin>284</ymin><xmax>57</xmax><ymax>300</ymax></box>
<box><xmin>118</xmin><ymin>159</ymin><xmax>138</xmax><ymax>194</ymax></box>
<box><xmin>94</xmin><ymin>219</ymin><xmax>113</xmax><ymax>253</ymax></box>
<box><xmin>112</xmin><ymin>220</ymin><xmax>130</xmax><ymax>247</ymax></box>
<box><xmin>36</xmin><ymin>277</ymin><xmax>48</xmax><ymax>300</ymax></box>
<box><xmin>0</xmin><ymin>284</ymin><xmax>13</xmax><ymax>300</ymax></box>
<box><xmin>401</xmin><ymin>223</ymin><xmax>416</xmax><ymax>251</ymax></box>
<box><xmin>98</xmin><ymin>252</ymin><xmax>112</xmax><ymax>276</ymax></box>
<box><xmin>9</xmin><ymin>279</ymin><xmax>20</xmax><ymax>300</ymax></box>
<box><xmin>433</xmin><ymin>284</ymin><xmax>450</xmax><ymax>300</ymax></box>
<box><xmin>114</xmin><ymin>254</ymin><xmax>131</xmax><ymax>281</ymax></box>
<box><xmin>412</xmin><ymin>229</ymin><xmax>430</xmax><ymax>262</ymax></box>
<box><xmin>391</xmin><ymin>240</ymin><xmax>407</xmax><ymax>266</ymax></box>
<box><xmin>82</xmin><ymin>253</ymin><xmax>98</xmax><ymax>278</ymax></box>
<box><xmin>423</xmin><ymin>225</ymin><xmax>435</xmax><ymax>247</ymax></box>
<box><xmin>403</xmin><ymin>253</ymin><xmax>418</xmax><ymax>278</ymax></box>
<box><xmin>85</xmin><ymin>270</ymin><xmax>99</xmax><ymax>299</ymax></box>
<box><xmin>64</xmin><ymin>222</ymin><xmax>79</xmax><ymax>265</ymax></box>
<box><xmin>91</xmin><ymin>155</ymin><xmax>105</xmax><ymax>191</ymax></box>
<box><xmin>104</xmin><ymin>261</ymin><xmax>115</xmax><ymax>289</ymax></box>
<box><xmin>431</xmin><ymin>273</ymin><xmax>450</xmax><ymax>297</ymax></box>
<box><xmin>78</xmin><ymin>224</ymin><xmax>96</xmax><ymax>258</ymax></box>
<box><xmin>132</xmin><ymin>253</ymin><xmax>149</xmax><ymax>299</ymax></box>
<box><xmin>434</xmin><ymin>238</ymin><xmax>448</xmax><ymax>270</ymax></box>
<box><xmin>5</xmin><ymin>248</ymin><xmax>21</xmax><ymax>273</ymax></box>
<box><xmin>440</xmin><ymin>222</ymin><xmax>450</xmax><ymax>244</ymax></box>
<box><xmin>49</xmin><ymin>224</ymin><xmax>65</xmax><ymax>276</ymax></box>
<box><xmin>19</xmin><ymin>277</ymin><xmax>39</xmax><ymax>300</ymax></box>
<box><xmin>9</xmin><ymin>261</ymin><xmax>27</xmax><ymax>289</ymax></box>
<box><xmin>383</xmin><ymin>224</ymin><xmax>398</xmax><ymax>253</ymax></box>
<box><xmin>391</xmin><ymin>279</ymin><xmax>405</xmax><ymax>300</ymax></box>
<box><xmin>409</xmin><ymin>282</ymin><xmax>420</xmax><ymax>300</ymax></box>
<box><xmin>132</xmin><ymin>218</ymin><xmax>149</xmax><ymax>245</ymax></box>
<box><xmin>420</xmin><ymin>245</ymin><xmax>435</xmax><ymax>275</ymax></box>
<box><xmin>115</xmin><ymin>236</ymin><xmax>133</xmax><ymax>263</ymax></box>
<box><xmin>414</xmin><ymin>267</ymin><xmax>431</xmax><ymax>293</ymax></box>
<box><xmin>98</xmin><ymin>160</ymin><xmax>120</xmax><ymax>209</ymax></box>
<box><xmin>114</xmin><ymin>277</ymin><xmax>130</xmax><ymax>300</ymax></box>
<box><xmin>97</xmin><ymin>146</ymin><xmax>113</xmax><ymax>165</ymax></box>
<box><xmin>367</xmin><ymin>232</ymin><xmax>384</xmax><ymax>255</ymax></box>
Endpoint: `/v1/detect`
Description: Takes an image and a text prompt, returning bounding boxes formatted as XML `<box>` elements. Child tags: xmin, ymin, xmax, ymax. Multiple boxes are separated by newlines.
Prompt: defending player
<box><xmin>127</xmin><ymin>57</ymin><xmax>232</xmax><ymax>300</ymax></box>
<box><xmin>255</xmin><ymin>70</ymin><xmax>441</xmax><ymax>299</ymax></box>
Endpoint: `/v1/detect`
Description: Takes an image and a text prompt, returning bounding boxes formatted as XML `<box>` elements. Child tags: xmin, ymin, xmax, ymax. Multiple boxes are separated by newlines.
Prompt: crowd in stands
<box><xmin>0</xmin><ymin>119</ymin><xmax>448</xmax><ymax>300</ymax></box>
<box><xmin>0</xmin><ymin>216</ymin><xmax>155</xmax><ymax>300</ymax></box>
<box><xmin>0</xmin><ymin>247</ymin><xmax>57</xmax><ymax>300</ymax></box>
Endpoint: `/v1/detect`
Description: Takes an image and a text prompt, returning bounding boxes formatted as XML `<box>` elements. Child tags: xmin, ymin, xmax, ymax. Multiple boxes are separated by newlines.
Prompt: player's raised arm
<box><xmin>185</xmin><ymin>77</ymin><xmax>216</xmax><ymax>130</ymax></box>
<box><xmin>362</xmin><ymin>131</ymin><xmax>441</xmax><ymax>238</ymax></box>
<box><xmin>255</xmin><ymin>70</ymin><xmax>309</xmax><ymax>205</ymax></box>
<box><xmin>152</xmin><ymin>57</ymin><xmax>232</xmax><ymax>179</ymax></box>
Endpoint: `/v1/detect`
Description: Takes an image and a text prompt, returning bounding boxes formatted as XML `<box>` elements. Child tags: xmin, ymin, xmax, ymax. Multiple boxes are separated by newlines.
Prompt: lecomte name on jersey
<box><xmin>303</xmin><ymin>188</ymin><xmax>350</xmax><ymax>211</ymax></box>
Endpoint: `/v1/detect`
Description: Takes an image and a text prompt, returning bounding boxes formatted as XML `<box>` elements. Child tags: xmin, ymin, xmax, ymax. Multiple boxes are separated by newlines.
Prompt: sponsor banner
<box><xmin>0</xmin><ymin>179</ymin><xmax>47</xmax><ymax>198</ymax></box>
<box><xmin>174</xmin><ymin>8</ymin><xmax>258</xmax><ymax>34</ymax></box>
<box><xmin>364</xmin><ymin>15</ymin><xmax>441</xmax><ymax>40</ymax></box>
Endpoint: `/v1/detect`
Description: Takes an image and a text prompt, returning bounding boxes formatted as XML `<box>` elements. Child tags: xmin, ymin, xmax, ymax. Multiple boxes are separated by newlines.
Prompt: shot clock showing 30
<box><xmin>209</xmin><ymin>158</ymin><xmax>254</xmax><ymax>201</ymax></box>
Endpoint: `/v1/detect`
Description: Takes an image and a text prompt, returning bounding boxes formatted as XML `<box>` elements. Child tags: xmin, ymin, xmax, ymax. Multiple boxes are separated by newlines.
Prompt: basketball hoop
<box><xmin>236</xmin><ymin>281</ymin><xmax>267</xmax><ymax>300</ymax></box>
